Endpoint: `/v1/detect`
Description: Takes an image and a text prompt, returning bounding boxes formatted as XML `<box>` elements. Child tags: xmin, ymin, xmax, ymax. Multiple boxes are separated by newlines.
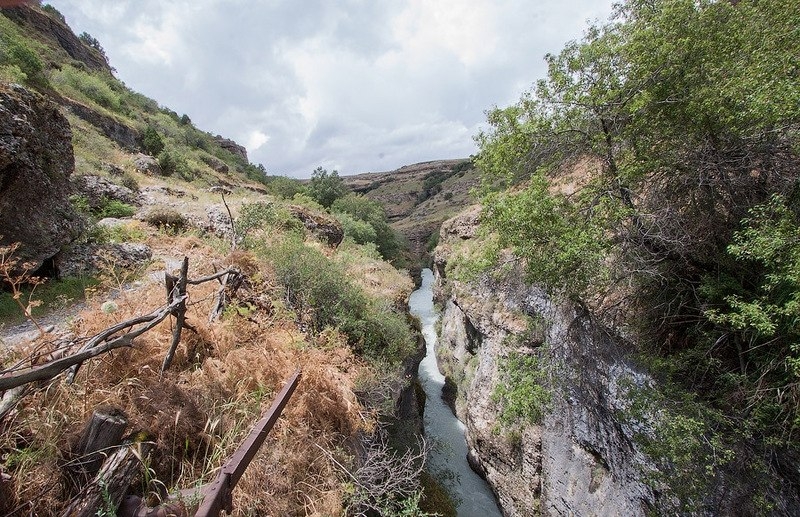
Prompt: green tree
<box><xmin>308</xmin><ymin>167</ymin><xmax>346</xmax><ymax>208</ymax></box>
<box><xmin>332</xmin><ymin>194</ymin><xmax>401</xmax><ymax>261</ymax></box>
<box><xmin>142</xmin><ymin>125</ymin><xmax>165</xmax><ymax>156</ymax></box>
<box><xmin>476</xmin><ymin>0</ymin><xmax>800</xmax><ymax>462</ymax></box>
<box><xmin>267</xmin><ymin>176</ymin><xmax>307</xmax><ymax>200</ymax></box>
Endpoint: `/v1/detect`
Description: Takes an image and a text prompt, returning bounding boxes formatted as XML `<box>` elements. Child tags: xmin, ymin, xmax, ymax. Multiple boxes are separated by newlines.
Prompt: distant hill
<box><xmin>343</xmin><ymin>159</ymin><xmax>479</xmax><ymax>269</ymax></box>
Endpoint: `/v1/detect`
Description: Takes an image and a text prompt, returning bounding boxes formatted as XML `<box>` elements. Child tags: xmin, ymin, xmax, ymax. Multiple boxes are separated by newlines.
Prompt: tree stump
<box><xmin>61</xmin><ymin>437</ymin><xmax>153</xmax><ymax>517</ymax></box>
<box><xmin>68</xmin><ymin>406</ymin><xmax>128</xmax><ymax>486</ymax></box>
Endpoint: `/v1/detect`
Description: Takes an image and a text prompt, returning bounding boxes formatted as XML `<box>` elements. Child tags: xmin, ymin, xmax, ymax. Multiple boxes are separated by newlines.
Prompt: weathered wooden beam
<box><xmin>61</xmin><ymin>438</ymin><xmax>153</xmax><ymax>517</ymax></box>
<box><xmin>70</xmin><ymin>406</ymin><xmax>128</xmax><ymax>481</ymax></box>
<box><xmin>161</xmin><ymin>257</ymin><xmax>189</xmax><ymax>373</ymax></box>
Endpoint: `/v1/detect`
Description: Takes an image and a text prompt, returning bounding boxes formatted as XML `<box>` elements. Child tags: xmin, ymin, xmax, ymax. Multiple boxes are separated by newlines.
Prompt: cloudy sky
<box><xmin>46</xmin><ymin>0</ymin><xmax>614</xmax><ymax>178</ymax></box>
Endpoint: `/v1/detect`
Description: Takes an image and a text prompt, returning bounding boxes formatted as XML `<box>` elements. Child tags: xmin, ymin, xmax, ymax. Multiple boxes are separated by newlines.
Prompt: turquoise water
<box><xmin>409</xmin><ymin>269</ymin><xmax>503</xmax><ymax>517</ymax></box>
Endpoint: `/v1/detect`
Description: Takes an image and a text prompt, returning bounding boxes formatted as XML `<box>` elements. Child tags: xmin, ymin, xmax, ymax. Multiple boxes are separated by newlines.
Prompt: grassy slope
<box><xmin>0</xmin><ymin>6</ymin><xmax>431</xmax><ymax>515</ymax></box>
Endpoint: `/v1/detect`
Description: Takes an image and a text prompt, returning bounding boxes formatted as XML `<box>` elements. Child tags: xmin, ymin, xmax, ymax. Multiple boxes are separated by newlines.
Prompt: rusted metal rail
<box><xmin>194</xmin><ymin>368</ymin><xmax>302</xmax><ymax>516</ymax></box>
<box><xmin>118</xmin><ymin>369</ymin><xmax>301</xmax><ymax>517</ymax></box>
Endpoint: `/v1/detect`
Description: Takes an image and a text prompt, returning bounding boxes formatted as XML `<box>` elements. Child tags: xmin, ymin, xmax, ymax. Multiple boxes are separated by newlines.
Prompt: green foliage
<box><xmin>0</xmin><ymin>276</ymin><xmax>99</xmax><ymax>325</ymax></box>
<box><xmin>236</xmin><ymin>201</ymin><xmax>302</xmax><ymax>243</ymax></box>
<box><xmin>332</xmin><ymin>194</ymin><xmax>401</xmax><ymax>261</ymax></box>
<box><xmin>266</xmin><ymin>175</ymin><xmax>307</xmax><ymax>199</ymax></box>
<box><xmin>482</xmin><ymin>173</ymin><xmax>619</xmax><ymax>295</ymax></box>
<box><xmin>50</xmin><ymin>65</ymin><xmax>120</xmax><ymax>111</ymax></box>
<box><xmin>335</xmin><ymin>211</ymin><xmax>377</xmax><ymax>246</ymax></box>
<box><xmin>475</xmin><ymin>0</ymin><xmax>800</xmax><ymax>458</ymax></box>
<box><xmin>142</xmin><ymin>126</ymin><xmax>165</xmax><ymax>156</ymax></box>
<box><xmin>308</xmin><ymin>167</ymin><xmax>347</xmax><ymax>208</ymax></box>
<box><xmin>0</xmin><ymin>15</ymin><xmax>47</xmax><ymax>87</ymax></box>
<box><xmin>263</xmin><ymin>236</ymin><xmax>415</xmax><ymax>362</ymax></box>
<box><xmin>700</xmin><ymin>195</ymin><xmax>800</xmax><ymax>439</ymax></box>
<box><xmin>157</xmin><ymin>148</ymin><xmax>191</xmax><ymax>179</ymax></box>
<box><xmin>98</xmin><ymin>199</ymin><xmax>136</xmax><ymax>219</ymax></box>
<box><xmin>41</xmin><ymin>4</ymin><xmax>66</xmax><ymax>23</ymax></box>
<box><xmin>78</xmin><ymin>32</ymin><xmax>107</xmax><ymax>62</ymax></box>
<box><xmin>492</xmin><ymin>350</ymin><xmax>551</xmax><ymax>427</ymax></box>
<box><xmin>620</xmin><ymin>379</ymin><xmax>738</xmax><ymax>513</ymax></box>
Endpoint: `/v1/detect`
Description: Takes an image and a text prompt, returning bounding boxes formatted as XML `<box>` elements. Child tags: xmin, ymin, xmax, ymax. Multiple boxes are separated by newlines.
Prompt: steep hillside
<box><xmin>0</xmin><ymin>4</ymin><xmax>445</xmax><ymax>516</ymax></box>
<box><xmin>431</xmin><ymin>0</ymin><xmax>800</xmax><ymax>515</ymax></box>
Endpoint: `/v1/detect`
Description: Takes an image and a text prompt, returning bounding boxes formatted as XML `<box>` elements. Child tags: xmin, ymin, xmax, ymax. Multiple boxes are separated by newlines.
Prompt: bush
<box><xmin>157</xmin><ymin>148</ymin><xmax>190</xmax><ymax>178</ymax></box>
<box><xmin>236</xmin><ymin>201</ymin><xmax>302</xmax><ymax>243</ymax></box>
<box><xmin>267</xmin><ymin>176</ymin><xmax>307</xmax><ymax>199</ymax></box>
<box><xmin>50</xmin><ymin>65</ymin><xmax>120</xmax><ymax>111</ymax></box>
<box><xmin>98</xmin><ymin>199</ymin><xmax>136</xmax><ymax>219</ymax></box>
<box><xmin>119</xmin><ymin>172</ymin><xmax>140</xmax><ymax>193</ymax></box>
<box><xmin>143</xmin><ymin>208</ymin><xmax>186</xmax><ymax>231</ymax></box>
<box><xmin>492</xmin><ymin>350</ymin><xmax>551</xmax><ymax>427</ymax></box>
<box><xmin>0</xmin><ymin>17</ymin><xmax>48</xmax><ymax>88</ymax></box>
<box><xmin>263</xmin><ymin>237</ymin><xmax>415</xmax><ymax>362</ymax></box>
<box><xmin>142</xmin><ymin>126</ymin><xmax>165</xmax><ymax>156</ymax></box>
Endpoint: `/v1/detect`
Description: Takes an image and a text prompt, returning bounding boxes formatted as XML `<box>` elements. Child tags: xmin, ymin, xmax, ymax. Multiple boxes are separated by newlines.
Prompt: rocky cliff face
<box><xmin>0</xmin><ymin>83</ymin><xmax>83</xmax><ymax>270</ymax></box>
<box><xmin>432</xmin><ymin>209</ymin><xmax>658</xmax><ymax>516</ymax></box>
<box><xmin>3</xmin><ymin>5</ymin><xmax>111</xmax><ymax>73</ymax></box>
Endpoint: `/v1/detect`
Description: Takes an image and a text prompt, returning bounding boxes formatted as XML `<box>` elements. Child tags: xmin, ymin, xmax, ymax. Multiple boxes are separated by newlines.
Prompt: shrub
<box><xmin>263</xmin><ymin>236</ymin><xmax>415</xmax><ymax>362</ymax></box>
<box><xmin>157</xmin><ymin>148</ymin><xmax>189</xmax><ymax>178</ymax></box>
<box><xmin>267</xmin><ymin>176</ymin><xmax>307</xmax><ymax>199</ymax></box>
<box><xmin>142</xmin><ymin>126</ymin><xmax>165</xmax><ymax>156</ymax></box>
<box><xmin>50</xmin><ymin>65</ymin><xmax>120</xmax><ymax>111</ymax></box>
<box><xmin>492</xmin><ymin>349</ymin><xmax>551</xmax><ymax>427</ymax></box>
<box><xmin>98</xmin><ymin>199</ymin><xmax>136</xmax><ymax>218</ymax></box>
<box><xmin>119</xmin><ymin>172</ymin><xmax>140</xmax><ymax>193</ymax></box>
<box><xmin>143</xmin><ymin>208</ymin><xmax>186</xmax><ymax>231</ymax></box>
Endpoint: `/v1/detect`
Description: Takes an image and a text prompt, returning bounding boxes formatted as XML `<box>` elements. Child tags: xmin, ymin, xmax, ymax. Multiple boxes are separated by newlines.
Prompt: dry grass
<box><xmin>0</xmin><ymin>243</ymin><xmax>375</xmax><ymax>516</ymax></box>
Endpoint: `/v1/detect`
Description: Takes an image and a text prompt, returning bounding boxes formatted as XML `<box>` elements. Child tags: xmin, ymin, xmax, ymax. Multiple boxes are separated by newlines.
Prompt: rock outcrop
<box><xmin>288</xmin><ymin>205</ymin><xmax>344</xmax><ymax>248</ymax></box>
<box><xmin>71</xmin><ymin>174</ymin><xmax>139</xmax><ymax>209</ymax></box>
<box><xmin>433</xmin><ymin>210</ymin><xmax>657</xmax><ymax>516</ymax></box>
<box><xmin>61</xmin><ymin>97</ymin><xmax>140</xmax><ymax>151</ymax></box>
<box><xmin>213</xmin><ymin>135</ymin><xmax>248</xmax><ymax>163</ymax></box>
<box><xmin>0</xmin><ymin>83</ymin><xmax>84</xmax><ymax>270</ymax></box>
<box><xmin>3</xmin><ymin>5</ymin><xmax>111</xmax><ymax>73</ymax></box>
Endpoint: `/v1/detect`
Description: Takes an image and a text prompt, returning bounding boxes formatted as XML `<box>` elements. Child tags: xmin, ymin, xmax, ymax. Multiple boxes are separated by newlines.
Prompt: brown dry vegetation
<box><xmin>0</xmin><ymin>233</ymin><xmax>399</xmax><ymax>516</ymax></box>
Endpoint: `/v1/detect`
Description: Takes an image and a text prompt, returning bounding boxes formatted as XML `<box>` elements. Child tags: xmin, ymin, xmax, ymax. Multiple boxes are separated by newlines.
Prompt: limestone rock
<box><xmin>71</xmin><ymin>175</ymin><xmax>138</xmax><ymax>209</ymax></box>
<box><xmin>58</xmin><ymin>242</ymin><xmax>152</xmax><ymax>278</ymax></box>
<box><xmin>61</xmin><ymin>98</ymin><xmax>139</xmax><ymax>151</ymax></box>
<box><xmin>434</xmin><ymin>209</ymin><xmax>656</xmax><ymax>516</ymax></box>
<box><xmin>133</xmin><ymin>153</ymin><xmax>162</xmax><ymax>175</ymax></box>
<box><xmin>288</xmin><ymin>205</ymin><xmax>344</xmax><ymax>247</ymax></box>
<box><xmin>0</xmin><ymin>83</ymin><xmax>84</xmax><ymax>270</ymax></box>
<box><xmin>200</xmin><ymin>154</ymin><xmax>229</xmax><ymax>173</ymax></box>
<box><xmin>213</xmin><ymin>135</ymin><xmax>248</xmax><ymax>163</ymax></box>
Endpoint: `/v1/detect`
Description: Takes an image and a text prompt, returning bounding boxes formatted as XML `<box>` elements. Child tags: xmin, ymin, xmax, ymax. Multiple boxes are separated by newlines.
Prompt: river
<box><xmin>408</xmin><ymin>269</ymin><xmax>503</xmax><ymax>517</ymax></box>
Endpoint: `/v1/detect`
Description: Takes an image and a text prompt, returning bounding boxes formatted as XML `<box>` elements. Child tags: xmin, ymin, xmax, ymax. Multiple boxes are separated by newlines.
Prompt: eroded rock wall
<box><xmin>433</xmin><ymin>209</ymin><xmax>656</xmax><ymax>516</ymax></box>
<box><xmin>0</xmin><ymin>83</ymin><xmax>83</xmax><ymax>270</ymax></box>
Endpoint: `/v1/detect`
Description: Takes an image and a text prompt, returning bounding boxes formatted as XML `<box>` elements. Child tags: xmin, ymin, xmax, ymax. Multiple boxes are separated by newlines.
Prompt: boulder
<box><xmin>58</xmin><ymin>242</ymin><xmax>152</xmax><ymax>278</ymax></box>
<box><xmin>71</xmin><ymin>174</ymin><xmax>138</xmax><ymax>209</ymax></box>
<box><xmin>133</xmin><ymin>153</ymin><xmax>162</xmax><ymax>175</ymax></box>
<box><xmin>200</xmin><ymin>154</ymin><xmax>229</xmax><ymax>173</ymax></box>
<box><xmin>0</xmin><ymin>83</ymin><xmax>84</xmax><ymax>271</ymax></box>
<box><xmin>288</xmin><ymin>205</ymin><xmax>344</xmax><ymax>247</ymax></box>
